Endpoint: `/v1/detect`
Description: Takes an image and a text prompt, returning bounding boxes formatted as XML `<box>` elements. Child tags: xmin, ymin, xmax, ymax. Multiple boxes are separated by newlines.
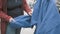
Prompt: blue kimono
<box><xmin>10</xmin><ymin>0</ymin><xmax>60</xmax><ymax>34</ymax></box>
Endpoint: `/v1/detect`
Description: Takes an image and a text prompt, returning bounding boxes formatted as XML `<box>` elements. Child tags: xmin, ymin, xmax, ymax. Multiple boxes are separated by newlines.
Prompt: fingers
<box><xmin>9</xmin><ymin>18</ymin><xmax>16</xmax><ymax>23</ymax></box>
<box><xmin>28</xmin><ymin>11</ymin><xmax>32</xmax><ymax>16</ymax></box>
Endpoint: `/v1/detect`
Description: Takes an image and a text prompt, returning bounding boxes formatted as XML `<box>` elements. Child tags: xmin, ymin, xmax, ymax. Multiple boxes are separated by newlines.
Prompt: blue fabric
<box><xmin>10</xmin><ymin>15</ymin><xmax>31</xmax><ymax>29</ymax></box>
<box><xmin>10</xmin><ymin>0</ymin><xmax>60</xmax><ymax>34</ymax></box>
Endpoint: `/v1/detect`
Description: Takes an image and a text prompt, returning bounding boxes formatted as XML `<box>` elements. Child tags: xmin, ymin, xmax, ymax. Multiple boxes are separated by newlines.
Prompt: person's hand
<box><xmin>9</xmin><ymin>18</ymin><xmax>16</xmax><ymax>23</ymax></box>
<box><xmin>9</xmin><ymin>18</ymin><xmax>18</xmax><ymax>29</ymax></box>
<box><xmin>28</xmin><ymin>11</ymin><xmax>32</xmax><ymax>16</ymax></box>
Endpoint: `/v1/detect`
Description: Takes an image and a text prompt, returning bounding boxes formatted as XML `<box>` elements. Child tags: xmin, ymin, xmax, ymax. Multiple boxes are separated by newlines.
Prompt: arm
<box><xmin>23</xmin><ymin>0</ymin><xmax>32</xmax><ymax>13</ymax></box>
<box><xmin>0</xmin><ymin>0</ymin><xmax>11</xmax><ymax>22</ymax></box>
<box><xmin>0</xmin><ymin>11</ymin><xmax>11</xmax><ymax>22</ymax></box>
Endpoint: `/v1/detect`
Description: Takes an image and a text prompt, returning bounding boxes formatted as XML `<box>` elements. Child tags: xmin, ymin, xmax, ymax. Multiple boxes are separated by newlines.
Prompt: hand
<box><xmin>28</xmin><ymin>11</ymin><xmax>32</xmax><ymax>16</ymax></box>
<box><xmin>9</xmin><ymin>18</ymin><xmax>16</xmax><ymax>23</ymax></box>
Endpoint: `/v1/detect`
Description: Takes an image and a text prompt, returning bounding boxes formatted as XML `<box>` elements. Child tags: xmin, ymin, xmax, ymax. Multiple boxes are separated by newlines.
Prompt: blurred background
<box><xmin>56</xmin><ymin>0</ymin><xmax>60</xmax><ymax>13</ymax></box>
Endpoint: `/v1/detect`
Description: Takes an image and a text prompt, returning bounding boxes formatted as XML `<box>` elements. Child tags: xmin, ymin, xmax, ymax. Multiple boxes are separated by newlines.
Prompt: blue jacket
<box><xmin>10</xmin><ymin>0</ymin><xmax>60</xmax><ymax>34</ymax></box>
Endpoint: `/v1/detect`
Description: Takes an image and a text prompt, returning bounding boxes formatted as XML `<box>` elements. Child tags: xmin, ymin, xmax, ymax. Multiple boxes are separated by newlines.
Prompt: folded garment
<box><xmin>10</xmin><ymin>0</ymin><xmax>60</xmax><ymax>34</ymax></box>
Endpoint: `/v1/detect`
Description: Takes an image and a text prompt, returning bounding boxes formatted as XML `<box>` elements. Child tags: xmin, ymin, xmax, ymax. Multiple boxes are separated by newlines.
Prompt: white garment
<box><xmin>20</xmin><ymin>26</ymin><xmax>36</xmax><ymax>34</ymax></box>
